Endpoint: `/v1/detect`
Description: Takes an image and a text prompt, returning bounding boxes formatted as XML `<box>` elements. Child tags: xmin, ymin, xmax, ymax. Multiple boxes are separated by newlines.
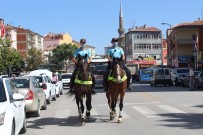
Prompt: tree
<box><xmin>26</xmin><ymin>47</ymin><xmax>45</xmax><ymax>71</ymax></box>
<box><xmin>49</xmin><ymin>43</ymin><xmax>77</xmax><ymax>70</ymax></box>
<box><xmin>0</xmin><ymin>46</ymin><xmax>24</xmax><ymax>75</ymax></box>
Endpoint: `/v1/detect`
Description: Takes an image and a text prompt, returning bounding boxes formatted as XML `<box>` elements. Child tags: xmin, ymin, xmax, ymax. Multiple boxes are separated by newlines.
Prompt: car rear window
<box><xmin>0</xmin><ymin>84</ymin><xmax>6</xmax><ymax>102</ymax></box>
<box><xmin>61</xmin><ymin>74</ymin><xmax>72</xmax><ymax>79</ymax></box>
<box><xmin>10</xmin><ymin>79</ymin><xmax>29</xmax><ymax>88</ymax></box>
<box><xmin>177</xmin><ymin>69</ymin><xmax>189</xmax><ymax>73</ymax></box>
<box><xmin>92</xmin><ymin>65</ymin><xmax>107</xmax><ymax>75</ymax></box>
<box><xmin>142</xmin><ymin>70</ymin><xmax>153</xmax><ymax>75</ymax></box>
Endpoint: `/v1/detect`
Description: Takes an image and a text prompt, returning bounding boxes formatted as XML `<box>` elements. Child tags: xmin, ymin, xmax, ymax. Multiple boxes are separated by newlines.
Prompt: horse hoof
<box><xmin>118</xmin><ymin>118</ymin><xmax>123</xmax><ymax>123</ymax></box>
<box><xmin>81</xmin><ymin>122</ymin><xmax>85</xmax><ymax>126</ymax></box>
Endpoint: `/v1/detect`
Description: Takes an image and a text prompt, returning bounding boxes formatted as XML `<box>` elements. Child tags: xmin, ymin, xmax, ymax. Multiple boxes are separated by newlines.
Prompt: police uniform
<box><xmin>70</xmin><ymin>48</ymin><xmax>95</xmax><ymax>90</ymax></box>
<box><xmin>103</xmin><ymin>46</ymin><xmax>131</xmax><ymax>91</ymax></box>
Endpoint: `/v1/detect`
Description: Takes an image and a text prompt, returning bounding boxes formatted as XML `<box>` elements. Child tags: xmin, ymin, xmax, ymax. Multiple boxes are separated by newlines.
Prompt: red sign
<box><xmin>127</xmin><ymin>60</ymin><xmax>155</xmax><ymax>65</ymax></box>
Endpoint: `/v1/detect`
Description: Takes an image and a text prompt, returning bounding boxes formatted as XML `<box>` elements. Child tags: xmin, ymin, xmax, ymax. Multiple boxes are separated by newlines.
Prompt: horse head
<box><xmin>77</xmin><ymin>54</ymin><xmax>89</xmax><ymax>73</ymax></box>
<box><xmin>111</xmin><ymin>57</ymin><xmax>124</xmax><ymax>83</ymax></box>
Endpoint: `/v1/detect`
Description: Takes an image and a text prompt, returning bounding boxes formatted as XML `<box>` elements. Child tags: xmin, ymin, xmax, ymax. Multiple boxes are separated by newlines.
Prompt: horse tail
<box><xmin>67</xmin><ymin>89</ymin><xmax>76</xmax><ymax>101</ymax></box>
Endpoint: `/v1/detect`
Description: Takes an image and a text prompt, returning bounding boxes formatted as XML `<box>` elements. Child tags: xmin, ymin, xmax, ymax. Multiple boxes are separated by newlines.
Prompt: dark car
<box><xmin>181</xmin><ymin>71</ymin><xmax>200</xmax><ymax>87</ymax></box>
<box><xmin>91</xmin><ymin>64</ymin><xmax>107</xmax><ymax>88</ymax></box>
<box><xmin>194</xmin><ymin>71</ymin><xmax>203</xmax><ymax>89</ymax></box>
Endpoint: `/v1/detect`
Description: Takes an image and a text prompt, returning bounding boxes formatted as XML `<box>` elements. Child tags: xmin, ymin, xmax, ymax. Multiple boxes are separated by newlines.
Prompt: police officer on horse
<box><xmin>69</xmin><ymin>38</ymin><xmax>96</xmax><ymax>94</ymax></box>
<box><xmin>103</xmin><ymin>38</ymin><xmax>131</xmax><ymax>92</ymax></box>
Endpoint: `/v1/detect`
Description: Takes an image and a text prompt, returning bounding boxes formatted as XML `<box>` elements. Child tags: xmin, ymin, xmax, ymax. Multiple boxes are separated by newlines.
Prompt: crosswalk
<box><xmin>50</xmin><ymin>102</ymin><xmax>203</xmax><ymax>122</ymax></box>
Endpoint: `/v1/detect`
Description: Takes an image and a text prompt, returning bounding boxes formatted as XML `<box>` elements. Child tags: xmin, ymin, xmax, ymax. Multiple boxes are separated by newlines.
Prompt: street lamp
<box><xmin>161</xmin><ymin>22</ymin><xmax>172</xmax><ymax>67</ymax></box>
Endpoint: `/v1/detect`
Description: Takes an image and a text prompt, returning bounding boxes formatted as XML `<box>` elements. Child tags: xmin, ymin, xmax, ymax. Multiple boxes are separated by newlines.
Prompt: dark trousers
<box><xmin>70</xmin><ymin>69</ymin><xmax>95</xmax><ymax>89</ymax></box>
<box><xmin>103</xmin><ymin>64</ymin><xmax>131</xmax><ymax>89</ymax></box>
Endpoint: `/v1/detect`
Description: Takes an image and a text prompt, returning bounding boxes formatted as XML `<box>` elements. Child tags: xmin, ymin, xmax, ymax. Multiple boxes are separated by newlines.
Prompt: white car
<box><xmin>29</xmin><ymin>69</ymin><xmax>62</xmax><ymax>97</ymax></box>
<box><xmin>27</xmin><ymin>71</ymin><xmax>57</xmax><ymax>103</ymax></box>
<box><xmin>0</xmin><ymin>78</ymin><xmax>26</xmax><ymax>135</ymax></box>
<box><xmin>61</xmin><ymin>73</ymin><xmax>72</xmax><ymax>89</ymax></box>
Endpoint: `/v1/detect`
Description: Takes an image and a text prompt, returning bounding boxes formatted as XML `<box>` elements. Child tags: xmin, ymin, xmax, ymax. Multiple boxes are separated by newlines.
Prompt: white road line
<box><xmin>133</xmin><ymin>106</ymin><xmax>160</xmax><ymax>118</ymax></box>
<box><xmin>180</xmin><ymin>103</ymin><xmax>203</xmax><ymax>113</ymax></box>
<box><xmin>157</xmin><ymin>105</ymin><xmax>189</xmax><ymax>116</ymax></box>
<box><xmin>53</xmin><ymin>109</ymin><xmax>71</xmax><ymax>123</ymax></box>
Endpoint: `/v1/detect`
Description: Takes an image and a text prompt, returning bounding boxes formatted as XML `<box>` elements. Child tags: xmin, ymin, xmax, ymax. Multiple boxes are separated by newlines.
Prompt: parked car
<box><xmin>29</xmin><ymin>69</ymin><xmax>62</xmax><ymax>97</ymax></box>
<box><xmin>150</xmin><ymin>68</ymin><xmax>173</xmax><ymax>87</ymax></box>
<box><xmin>61</xmin><ymin>73</ymin><xmax>72</xmax><ymax>89</ymax></box>
<box><xmin>25</xmin><ymin>74</ymin><xmax>57</xmax><ymax>104</ymax></box>
<box><xmin>194</xmin><ymin>71</ymin><xmax>203</xmax><ymax>89</ymax></box>
<box><xmin>0</xmin><ymin>78</ymin><xmax>27</xmax><ymax>135</ymax></box>
<box><xmin>181</xmin><ymin>71</ymin><xmax>200</xmax><ymax>87</ymax></box>
<box><xmin>10</xmin><ymin>76</ymin><xmax>47</xmax><ymax>117</ymax></box>
<box><xmin>54</xmin><ymin>72</ymin><xmax>63</xmax><ymax>96</ymax></box>
<box><xmin>139</xmin><ymin>68</ymin><xmax>153</xmax><ymax>84</ymax></box>
<box><xmin>0</xmin><ymin>75</ymin><xmax>8</xmax><ymax>78</ymax></box>
<box><xmin>171</xmin><ymin>68</ymin><xmax>189</xmax><ymax>86</ymax></box>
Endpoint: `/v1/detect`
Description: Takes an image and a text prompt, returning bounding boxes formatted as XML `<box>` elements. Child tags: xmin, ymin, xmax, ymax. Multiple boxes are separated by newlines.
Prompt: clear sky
<box><xmin>1</xmin><ymin>0</ymin><xmax>203</xmax><ymax>55</ymax></box>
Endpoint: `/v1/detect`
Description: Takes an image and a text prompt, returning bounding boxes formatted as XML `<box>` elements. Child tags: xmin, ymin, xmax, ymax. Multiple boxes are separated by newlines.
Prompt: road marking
<box><xmin>180</xmin><ymin>103</ymin><xmax>203</xmax><ymax>113</ymax></box>
<box><xmin>157</xmin><ymin>105</ymin><xmax>189</xmax><ymax>116</ymax></box>
<box><xmin>133</xmin><ymin>106</ymin><xmax>160</xmax><ymax>118</ymax></box>
<box><xmin>53</xmin><ymin>109</ymin><xmax>71</xmax><ymax>123</ymax></box>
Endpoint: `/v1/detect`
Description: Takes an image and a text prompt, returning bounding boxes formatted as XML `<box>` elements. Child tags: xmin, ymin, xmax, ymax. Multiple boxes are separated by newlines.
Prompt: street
<box><xmin>25</xmin><ymin>83</ymin><xmax>203</xmax><ymax>135</ymax></box>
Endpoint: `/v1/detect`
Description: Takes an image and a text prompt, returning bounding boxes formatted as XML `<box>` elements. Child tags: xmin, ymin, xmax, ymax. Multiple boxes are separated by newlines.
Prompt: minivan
<box><xmin>150</xmin><ymin>68</ymin><xmax>173</xmax><ymax>87</ymax></box>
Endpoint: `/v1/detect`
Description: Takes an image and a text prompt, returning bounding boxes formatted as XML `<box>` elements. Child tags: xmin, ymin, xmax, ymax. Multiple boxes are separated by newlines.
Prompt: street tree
<box><xmin>49</xmin><ymin>43</ymin><xmax>77</xmax><ymax>70</ymax></box>
<box><xmin>26</xmin><ymin>47</ymin><xmax>45</xmax><ymax>71</ymax></box>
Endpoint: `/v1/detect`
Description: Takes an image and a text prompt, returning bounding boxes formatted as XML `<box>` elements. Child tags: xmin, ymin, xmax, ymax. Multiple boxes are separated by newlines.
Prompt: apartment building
<box><xmin>125</xmin><ymin>25</ymin><xmax>163</xmax><ymax>65</ymax></box>
<box><xmin>167</xmin><ymin>19</ymin><xmax>203</xmax><ymax>69</ymax></box>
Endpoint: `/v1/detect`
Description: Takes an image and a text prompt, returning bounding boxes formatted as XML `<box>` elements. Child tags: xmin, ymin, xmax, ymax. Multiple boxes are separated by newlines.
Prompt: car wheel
<box><xmin>52</xmin><ymin>90</ymin><xmax>57</xmax><ymax>101</ymax></box>
<box><xmin>175</xmin><ymin>78</ymin><xmax>179</xmax><ymax>86</ymax></box>
<box><xmin>19</xmin><ymin>113</ymin><xmax>27</xmax><ymax>134</ymax></box>
<box><xmin>34</xmin><ymin>101</ymin><xmax>40</xmax><ymax>117</ymax></box>
<box><xmin>41</xmin><ymin>98</ymin><xmax>47</xmax><ymax>110</ymax></box>
<box><xmin>11</xmin><ymin>121</ymin><xmax>15</xmax><ymax>135</ymax></box>
<box><xmin>60</xmin><ymin>88</ymin><xmax>63</xmax><ymax>95</ymax></box>
<box><xmin>47</xmin><ymin>93</ymin><xmax>51</xmax><ymax>104</ymax></box>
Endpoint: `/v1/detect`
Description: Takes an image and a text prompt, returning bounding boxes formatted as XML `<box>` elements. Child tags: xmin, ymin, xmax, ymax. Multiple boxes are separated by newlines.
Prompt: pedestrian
<box><xmin>52</xmin><ymin>72</ymin><xmax>57</xmax><ymax>84</ymax></box>
<box><xmin>103</xmin><ymin>38</ymin><xmax>131</xmax><ymax>92</ymax></box>
<box><xmin>69</xmin><ymin>38</ymin><xmax>95</xmax><ymax>94</ymax></box>
<box><xmin>188</xmin><ymin>64</ymin><xmax>195</xmax><ymax>91</ymax></box>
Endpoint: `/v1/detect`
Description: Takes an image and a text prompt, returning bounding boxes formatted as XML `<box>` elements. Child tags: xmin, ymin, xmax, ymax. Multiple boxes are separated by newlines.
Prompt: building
<box><xmin>43</xmin><ymin>33</ymin><xmax>73</xmax><ymax>61</ymax></box>
<box><xmin>125</xmin><ymin>25</ymin><xmax>163</xmax><ymax>65</ymax></box>
<box><xmin>17</xmin><ymin>27</ymin><xmax>43</xmax><ymax>58</ymax></box>
<box><xmin>4</xmin><ymin>25</ymin><xmax>17</xmax><ymax>49</ymax></box>
<box><xmin>167</xmin><ymin>18</ymin><xmax>203</xmax><ymax>69</ymax></box>
<box><xmin>162</xmin><ymin>39</ymin><xmax>167</xmax><ymax>66</ymax></box>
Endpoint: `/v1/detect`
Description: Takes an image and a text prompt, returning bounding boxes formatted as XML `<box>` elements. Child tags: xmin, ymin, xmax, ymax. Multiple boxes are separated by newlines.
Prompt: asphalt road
<box><xmin>24</xmin><ymin>83</ymin><xmax>203</xmax><ymax>135</ymax></box>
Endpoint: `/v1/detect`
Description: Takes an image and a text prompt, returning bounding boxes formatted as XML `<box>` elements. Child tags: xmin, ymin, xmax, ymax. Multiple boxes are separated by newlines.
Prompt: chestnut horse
<box><xmin>106</xmin><ymin>58</ymin><xmax>127</xmax><ymax>123</ymax></box>
<box><xmin>68</xmin><ymin>54</ymin><xmax>93</xmax><ymax>126</ymax></box>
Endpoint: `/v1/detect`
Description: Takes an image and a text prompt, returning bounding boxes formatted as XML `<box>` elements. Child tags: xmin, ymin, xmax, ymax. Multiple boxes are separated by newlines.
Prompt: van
<box><xmin>139</xmin><ymin>68</ymin><xmax>153</xmax><ymax>84</ymax></box>
<box><xmin>150</xmin><ymin>68</ymin><xmax>173</xmax><ymax>87</ymax></box>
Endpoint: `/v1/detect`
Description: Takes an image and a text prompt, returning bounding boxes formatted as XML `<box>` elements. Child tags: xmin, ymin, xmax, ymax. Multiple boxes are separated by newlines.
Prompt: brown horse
<box><xmin>69</xmin><ymin>54</ymin><xmax>93</xmax><ymax>126</ymax></box>
<box><xmin>106</xmin><ymin>58</ymin><xmax>127</xmax><ymax>123</ymax></box>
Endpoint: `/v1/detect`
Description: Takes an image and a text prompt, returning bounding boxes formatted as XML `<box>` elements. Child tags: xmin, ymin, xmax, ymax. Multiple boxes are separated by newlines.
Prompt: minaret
<box><xmin>118</xmin><ymin>1</ymin><xmax>125</xmax><ymax>36</ymax></box>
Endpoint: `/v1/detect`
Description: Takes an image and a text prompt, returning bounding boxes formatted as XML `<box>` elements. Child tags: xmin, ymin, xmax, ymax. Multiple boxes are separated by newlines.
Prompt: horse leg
<box><xmin>85</xmin><ymin>93</ymin><xmax>92</xmax><ymax>120</ymax></box>
<box><xmin>118</xmin><ymin>95</ymin><xmax>124</xmax><ymax>123</ymax></box>
<box><xmin>79</xmin><ymin>97</ymin><xmax>85</xmax><ymax>126</ymax></box>
<box><xmin>110</xmin><ymin>99</ymin><xmax>117</xmax><ymax>120</ymax></box>
<box><xmin>75</xmin><ymin>96</ymin><xmax>81</xmax><ymax>118</ymax></box>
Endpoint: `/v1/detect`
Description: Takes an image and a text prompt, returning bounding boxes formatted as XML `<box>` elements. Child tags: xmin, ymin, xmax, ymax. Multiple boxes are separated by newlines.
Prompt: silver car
<box><xmin>10</xmin><ymin>76</ymin><xmax>47</xmax><ymax>117</ymax></box>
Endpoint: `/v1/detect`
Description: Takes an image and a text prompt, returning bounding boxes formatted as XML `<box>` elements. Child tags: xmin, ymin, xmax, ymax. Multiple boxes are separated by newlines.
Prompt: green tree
<box><xmin>49</xmin><ymin>43</ymin><xmax>77</xmax><ymax>70</ymax></box>
<box><xmin>26</xmin><ymin>47</ymin><xmax>45</xmax><ymax>71</ymax></box>
<box><xmin>0</xmin><ymin>46</ymin><xmax>24</xmax><ymax>74</ymax></box>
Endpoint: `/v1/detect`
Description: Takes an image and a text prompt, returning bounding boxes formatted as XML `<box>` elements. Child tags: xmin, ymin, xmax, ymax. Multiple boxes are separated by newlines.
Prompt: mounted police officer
<box><xmin>69</xmin><ymin>38</ymin><xmax>95</xmax><ymax>94</ymax></box>
<box><xmin>103</xmin><ymin>38</ymin><xmax>131</xmax><ymax>92</ymax></box>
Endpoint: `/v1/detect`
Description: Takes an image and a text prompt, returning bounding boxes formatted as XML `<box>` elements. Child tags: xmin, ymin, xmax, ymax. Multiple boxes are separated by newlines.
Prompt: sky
<box><xmin>1</xmin><ymin>0</ymin><xmax>203</xmax><ymax>55</ymax></box>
